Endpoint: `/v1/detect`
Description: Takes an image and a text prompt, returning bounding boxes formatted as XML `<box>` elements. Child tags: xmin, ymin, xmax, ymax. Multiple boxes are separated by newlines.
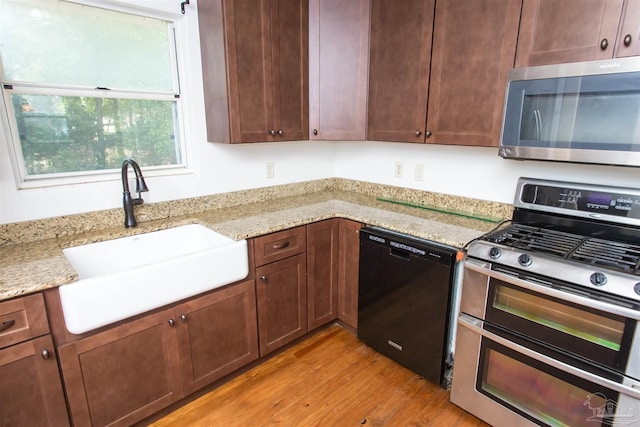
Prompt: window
<box><xmin>0</xmin><ymin>0</ymin><xmax>185</xmax><ymax>184</ymax></box>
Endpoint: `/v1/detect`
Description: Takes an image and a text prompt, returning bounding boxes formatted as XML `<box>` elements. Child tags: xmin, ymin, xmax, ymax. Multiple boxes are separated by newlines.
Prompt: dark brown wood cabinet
<box><xmin>308</xmin><ymin>0</ymin><xmax>370</xmax><ymax>140</ymax></box>
<box><xmin>516</xmin><ymin>0</ymin><xmax>640</xmax><ymax>66</ymax></box>
<box><xmin>58</xmin><ymin>308</ymin><xmax>182</xmax><ymax>427</ymax></box>
<box><xmin>0</xmin><ymin>294</ymin><xmax>69</xmax><ymax>426</ymax></box>
<box><xmin>337</xmin><ymin>219</ymin><xmax>362</xmax><ymax>329</ymax></box>
<box><xmin>254</xmin><ymin>227</ymin><xmax>308</xmax><ymax>356</ymax></box>
<box><xmin>367</xmin><ymin>0</ymin><xmax>520</xmax><ymax>147</ymax></box>
<box><xmin>57</xmin><ymin>280</ymin><xmax>259</xmax><ymax>427</ymax></box>
<box><xmin>306</xmin><ymin>219</ymin><xmax>339</xmax><ymax>330</ymax></box>
<box><xmin>367</xmin><ymin>0</ymin><xmax>434</xmax><ymax>143</ymax></box>
<box><xmin>174</xmin><ymin>279</ymin><xmax>259</xmax><ymax>396</ymax></box>
<box><xmin>198</xmin><ymin>0</ymin><xmax>308</xmax><ymax>143</ymax></box>
<box><xmin>427</xmin><ymin>0</ymin><xmax>521</xmax><ymax>147</ymax></box>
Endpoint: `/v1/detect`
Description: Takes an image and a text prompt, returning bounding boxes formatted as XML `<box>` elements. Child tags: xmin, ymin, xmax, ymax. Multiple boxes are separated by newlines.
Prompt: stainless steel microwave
<box><xmin>499</xmin><ymin>57</ymin><xmax>640</xmax><ymax>167</ymax></box>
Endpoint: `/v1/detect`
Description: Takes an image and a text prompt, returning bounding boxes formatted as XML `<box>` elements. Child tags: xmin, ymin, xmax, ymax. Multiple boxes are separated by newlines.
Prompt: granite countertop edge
<box><xmin>0</xmin><ymin>190</ymin><xmax>505</xmax><ymax>301</ymax></box>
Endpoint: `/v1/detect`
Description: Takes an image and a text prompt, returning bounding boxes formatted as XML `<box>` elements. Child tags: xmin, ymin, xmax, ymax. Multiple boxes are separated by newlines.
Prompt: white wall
<box><xmin>1</xmin><ymin>0</ymin><xmax>639</xmax><ymax>224</ymax></box>
<box><xmin>334</xmin><ymin>142</ymin><xmax>640</xmax><ymax>204</ymax></box>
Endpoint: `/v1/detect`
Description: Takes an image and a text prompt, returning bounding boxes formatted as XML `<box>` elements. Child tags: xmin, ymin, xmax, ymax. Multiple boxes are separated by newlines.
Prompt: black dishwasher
<box><xmin>357</xmin><ymin>226</ymin><xmax>458</xmax><ymax>388</ymax></box>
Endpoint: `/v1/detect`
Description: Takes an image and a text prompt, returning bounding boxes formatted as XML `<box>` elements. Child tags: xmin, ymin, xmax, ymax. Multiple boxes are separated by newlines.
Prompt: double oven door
<box><xmin>450</xmin><ymin>258</ymin><xmax>640</xmax><ymax>427</ymax></box>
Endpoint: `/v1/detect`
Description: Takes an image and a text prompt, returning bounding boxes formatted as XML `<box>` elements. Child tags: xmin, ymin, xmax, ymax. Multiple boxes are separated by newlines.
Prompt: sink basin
<box><xmin>59</xmin><ymin>224</ymin><xmax>248</xmax><ymax>334</ymax></box>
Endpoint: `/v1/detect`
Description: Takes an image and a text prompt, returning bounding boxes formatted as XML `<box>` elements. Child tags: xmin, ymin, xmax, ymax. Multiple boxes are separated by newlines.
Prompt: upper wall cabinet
<box><xmin>367</xmin><ymin>0</ymin><xmax>521</xmax><ymax>147</ymax></box>
<box><xmin>308</xmin><ymin>0</ymin><xmax>370</xmax><ymax>141</ymax></box>
<box><xmin>516</xmin><ymin>0</ymin><xmax>640</xmax><ymax>66</ymax></box>
<box><xmin>367</xmin><ymin>0</ymin><xmax>434</xmax><ymax>143</ymax></box>
<box><xmin>198</xmin><ymin>0</ymin><xmax>309</xmax><ymax>143</ymax></box>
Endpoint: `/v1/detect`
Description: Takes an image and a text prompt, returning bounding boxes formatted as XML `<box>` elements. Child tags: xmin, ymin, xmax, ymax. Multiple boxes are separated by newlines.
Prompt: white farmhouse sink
<box><xmin>59</xmin><ymin>224</ymin><xmax>248</xmax><ymax>334</ymax></box>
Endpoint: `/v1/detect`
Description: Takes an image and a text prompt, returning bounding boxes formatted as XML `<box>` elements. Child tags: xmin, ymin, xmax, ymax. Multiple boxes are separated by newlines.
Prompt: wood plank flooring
<box><xmin>149</xmin><ymin>325</ymin><xmax>489</xmax><ymax>426</ymax></box>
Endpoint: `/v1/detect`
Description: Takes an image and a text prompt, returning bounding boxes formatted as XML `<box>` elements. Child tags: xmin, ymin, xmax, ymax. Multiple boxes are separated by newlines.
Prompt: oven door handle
<box><xmin>465</xmin><ymin>259</ymin><xmax>640</xmax><ymax>320</ymax></box>
<box><xmin>458</xmin><ymin>313</ymin><xmax>640</xmax><ymax>400</ymax></box>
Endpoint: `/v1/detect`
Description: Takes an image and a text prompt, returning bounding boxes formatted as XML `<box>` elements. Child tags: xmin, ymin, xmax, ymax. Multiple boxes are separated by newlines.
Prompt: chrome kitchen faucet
<box><xmin>121</xmin><ymin>159</ymin><xmax>149</xmax><ymax>228</ymax></box>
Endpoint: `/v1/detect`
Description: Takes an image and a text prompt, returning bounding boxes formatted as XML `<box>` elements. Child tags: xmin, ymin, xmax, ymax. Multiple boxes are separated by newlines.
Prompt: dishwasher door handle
<box><xmin>389</xmin><ymin>248</ymin><xmax>411</xmax><ymax>261</ymax></box>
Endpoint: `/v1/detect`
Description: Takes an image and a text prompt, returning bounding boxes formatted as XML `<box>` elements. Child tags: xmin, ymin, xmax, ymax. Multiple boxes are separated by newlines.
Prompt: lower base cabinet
<box><xmin>59</xmin><ymin>308</ymin><xmax>182</xmax><ymax>427</ymax></box>
<box><xmin>337</xmin><ymin>219</ymin><xmax>362</xmax><ymax>329</ymax></box>
<box><xmin>175</xmin><ymin>279</ymin><xmax>259</xmax><ymax>396</ymax></box>
<box><xmin>0</xmin><ymin>293</ymin><xmax>69</xmax><ymax>426</ymax></box>
<box><xmin>58</xmin><ymin>279</ymin><xmax>258</xmax><ymax>427</ymax></box>
<box><xmin>0</xmin><ymin>334</ymin><xmax>70</xmax><ymax>426</ymax></box>
<box><xmin>256</xmin><ymin>253</ymin><xmax>308</xmax><ymax>356</ymax></box>
<box><xmin>307</xmin><ymin>219</ymin><xmax>339</xmax><ymax>331</ymax></box>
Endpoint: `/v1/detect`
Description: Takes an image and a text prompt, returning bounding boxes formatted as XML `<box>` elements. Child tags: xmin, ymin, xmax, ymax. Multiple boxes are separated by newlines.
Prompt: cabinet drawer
<box><xmin>0</xmin><ymin>293</ymin><xmax>49</xmax><ymax>349</ymax></box>
<box><xmin>253</xmin><ymin>226</ymin><xmax>306</xmax><ymax>266</ymax></box>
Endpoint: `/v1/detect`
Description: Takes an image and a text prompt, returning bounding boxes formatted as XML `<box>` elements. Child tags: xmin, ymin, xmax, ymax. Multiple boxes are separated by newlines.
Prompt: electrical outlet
<box><xmin>394</xmin><ymin>161</ymin><xmax>404</xmax><ymax>178</ymax></box>
<box><xmin>414</xmin><ymin>164</ymin><xmax>424</xmax><ymax>181</ymax></box>
<box><xmin>266</xmin><ymin>161</ymin><xmax>275</xmax><ymax>179</ymax></box>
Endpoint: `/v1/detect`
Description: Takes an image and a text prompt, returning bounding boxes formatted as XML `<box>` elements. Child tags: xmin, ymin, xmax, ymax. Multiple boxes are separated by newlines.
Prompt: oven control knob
<box><xmin>634</xmin><ymin>283</ymin><xmax>640</xmax><ymax>296</ymax></box>
<box><xmin>590</xmin><ymin>272</ymin><xmax>608</xmax><ymax>287</ymax></box>
<box><xmin>489</xmin><ymin>247</ymin><xmax>502</xmax><ymax>259</ymax></box>
<box><xmin>518</xmin><ymin>253</ymin><xmax>532</xmax><ymax>267</ymax></box>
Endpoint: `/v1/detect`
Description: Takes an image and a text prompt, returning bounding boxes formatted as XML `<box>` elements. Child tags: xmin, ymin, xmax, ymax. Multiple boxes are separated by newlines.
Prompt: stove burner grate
<box><xmin>484</xmin><ymin>224</ymin><xmax>640</xmax><ymax>275</ymax></box>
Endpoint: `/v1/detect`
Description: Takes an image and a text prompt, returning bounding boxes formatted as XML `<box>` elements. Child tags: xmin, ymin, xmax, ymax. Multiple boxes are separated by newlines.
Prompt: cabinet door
<box><xmin>223</xmin><ymin>0</ymin><xmax>275</xmax><ymax>143</ymax></box>
<box><xmin>367</xmin><ymin>0</ymin><xmax>435</xmax><ymax>143</ymax></box>
<box><xmin>337</xmin><ymin>219</ymin><xmax>362</xmax><ymax>329</ymax></box>
<box><xmin>0</xmin><ymin>335</ymin><xmax>69</xmax><ymax>426</ymax></box>
<box><xmin>256</xmin><ymin>253</ymin><xmax>307</xmax><ymax>356</ymax></box>
<box><xmin>58</xmin><ymin>309</ymin><xmax>182</xmax><ymax>427</ymax></box>
<box><xmin>271</xmin><ymin>0</ymin><xmax>309</xmax><ymax>141</ymax></box>
<box><xmin>309</xmin><ymin>0</ymin><xmax>370</xmax><ymax>140</ymax></box>
<box><xmin>615</xmin><ymin>0</ymin><xmax>640</xmax><ymax>57</ymax></box>
<box><xmin>306</xmin><ymin>219</ymin><xmax>339</xmax><ymax>330</ymax></box>
<box><xmin>174</xmin><ymin>280</ymin><xmax>259</xmax><ymax>396</ymax></box>
<box><xmin>426</xmin><ymin>0</ymin><xmax>520</xmax><ymax>147</ymax></box>
<box><xmin>516</xmin><ymin>0</ymin><xmax>624</xmax><ymax>66</ymax></box>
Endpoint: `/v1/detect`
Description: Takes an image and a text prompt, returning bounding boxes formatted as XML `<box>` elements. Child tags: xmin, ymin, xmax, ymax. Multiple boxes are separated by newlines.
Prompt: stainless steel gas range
<box><xmin>450</xmin><ymin>177</ymin><xmax>640</xmax><ymax>427</ymax></box>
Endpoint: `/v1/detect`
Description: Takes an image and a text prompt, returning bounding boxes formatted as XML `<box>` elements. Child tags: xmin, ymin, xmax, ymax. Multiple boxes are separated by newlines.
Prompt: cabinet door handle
<box><xmin>168</xmin><ymin>319</ymin><xmax>175</xmax><ymax>327</ymax></box>
<box><xmin>269</xmin><ymin>129</ymin><xmax>276</xmax><ymax>136</ymax></box>
<box><xmin>425</xmin><ymin>130</ymin><xmax>433</xmax><ymax>138</ymax></box>
<box><xmin>180</xmin><ymin>314</ymin><xmax>188</xmax><ymax>323</ymax></box>
<box><xmin>415</xmin><ymin>130</ymin><xmax>422</xmax><ymax>137</ymax></box>
<box><xmin>0</xmin><ymin>319</ymin><xmax>15</xmax><ymax>332</ymax></box>
<box><xmin>313</xmin><ymin>129</ymin><xmax>318</xmax><ymax>136</ymax></box>
<box><xmin>259</xmin><ymin>275</ymin><xmax>267</xmax><ymax>282</ymax></box>
<box><xmin>277</xmin><ymin>129</ymin><xmax>284</xmax><ymax>136</ymax></box>
<box><xmin>272</xmin><ymin>241</ymin><xmax>290</xmax><ymax>250</ymax></box>
<box><xmin>624</xmin><ymin>34</ymin><xmax>632</xmax><ymax>47</ymax></box>
<box><xmin>42</xmin><ymin>349</ymin><xmax>50</xmax><ymax>360</ymax></box>
<box><xmin>600</xmin><ymin>38</ymin><xmax>609</xmax><ymax>50</ymax></box>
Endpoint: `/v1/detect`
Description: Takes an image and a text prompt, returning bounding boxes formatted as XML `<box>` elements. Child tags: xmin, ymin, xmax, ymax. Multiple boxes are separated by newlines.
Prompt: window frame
<box><xmin>0</xmin><ymin>0</ymin><xmax>190</xmax><ymax>189</ymax></box>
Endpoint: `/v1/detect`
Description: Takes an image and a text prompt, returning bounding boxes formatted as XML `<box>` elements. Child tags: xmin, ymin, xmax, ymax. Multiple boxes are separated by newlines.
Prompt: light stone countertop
<box><xmin>0</xmin><ymin>187</ymin><xmax>508</xmax><ymax>301</ymax></box>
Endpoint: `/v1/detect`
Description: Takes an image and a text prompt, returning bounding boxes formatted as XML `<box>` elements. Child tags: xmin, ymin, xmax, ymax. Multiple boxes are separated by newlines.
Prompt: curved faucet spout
<box><xmin>121</xmin><ymin>159</ymin><xmax>149</xmax><ymax>228</ymax></box>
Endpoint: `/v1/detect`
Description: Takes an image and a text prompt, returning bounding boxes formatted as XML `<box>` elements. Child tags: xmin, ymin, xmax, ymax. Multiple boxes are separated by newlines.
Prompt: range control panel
<box><xmin>514</xmin><ymin>178</ymin><xmax>640</xmax><ymax>224</ymax></box>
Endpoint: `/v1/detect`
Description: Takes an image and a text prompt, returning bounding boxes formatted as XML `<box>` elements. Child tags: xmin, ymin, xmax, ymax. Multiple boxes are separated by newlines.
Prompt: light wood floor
<box><xmin>150</xmin><ymin>324</ymin><xmax>489</xmax><ymax>426</ymax></box>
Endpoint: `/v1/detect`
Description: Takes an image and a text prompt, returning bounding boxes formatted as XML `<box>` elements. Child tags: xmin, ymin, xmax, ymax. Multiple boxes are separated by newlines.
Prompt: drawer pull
<box><xmin>0</xmin><ymin>319</ymin><xmax>15</xmax><ymax>332</ymax></box>
<box><xmin>42</xmin><ymin>349</ymin><xmax>50</xmax><ymax>360</ymax></box>
<box><xmin>272</xmin><ymin>241</ymin><xmax>291</xmax><ymax>250</ymax></box>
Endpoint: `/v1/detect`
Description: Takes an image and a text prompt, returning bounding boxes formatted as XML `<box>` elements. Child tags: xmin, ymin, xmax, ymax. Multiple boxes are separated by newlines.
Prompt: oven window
<box><xmin>480</xmin><ymin>341</ymin><xmax>618</xmax><ymax>427</ymax></box>
<box><xmin>493</xmin><ymin>284</ymin><xmax>625</xmax><ymax>351</ymax></box>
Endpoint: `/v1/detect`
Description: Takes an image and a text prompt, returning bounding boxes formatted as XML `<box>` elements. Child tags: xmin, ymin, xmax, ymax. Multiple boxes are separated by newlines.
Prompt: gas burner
<box><xmin>482</xmin><ymin>224</ymin><xmax>640</xmax><ymax>276</ymax></box>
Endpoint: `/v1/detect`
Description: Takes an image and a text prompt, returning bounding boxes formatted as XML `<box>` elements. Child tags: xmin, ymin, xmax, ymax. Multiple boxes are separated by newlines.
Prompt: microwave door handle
<box><xmin>534</xmin><ymin>109</ymin><xmax>542</xmax><ymax>141</ymax></box>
